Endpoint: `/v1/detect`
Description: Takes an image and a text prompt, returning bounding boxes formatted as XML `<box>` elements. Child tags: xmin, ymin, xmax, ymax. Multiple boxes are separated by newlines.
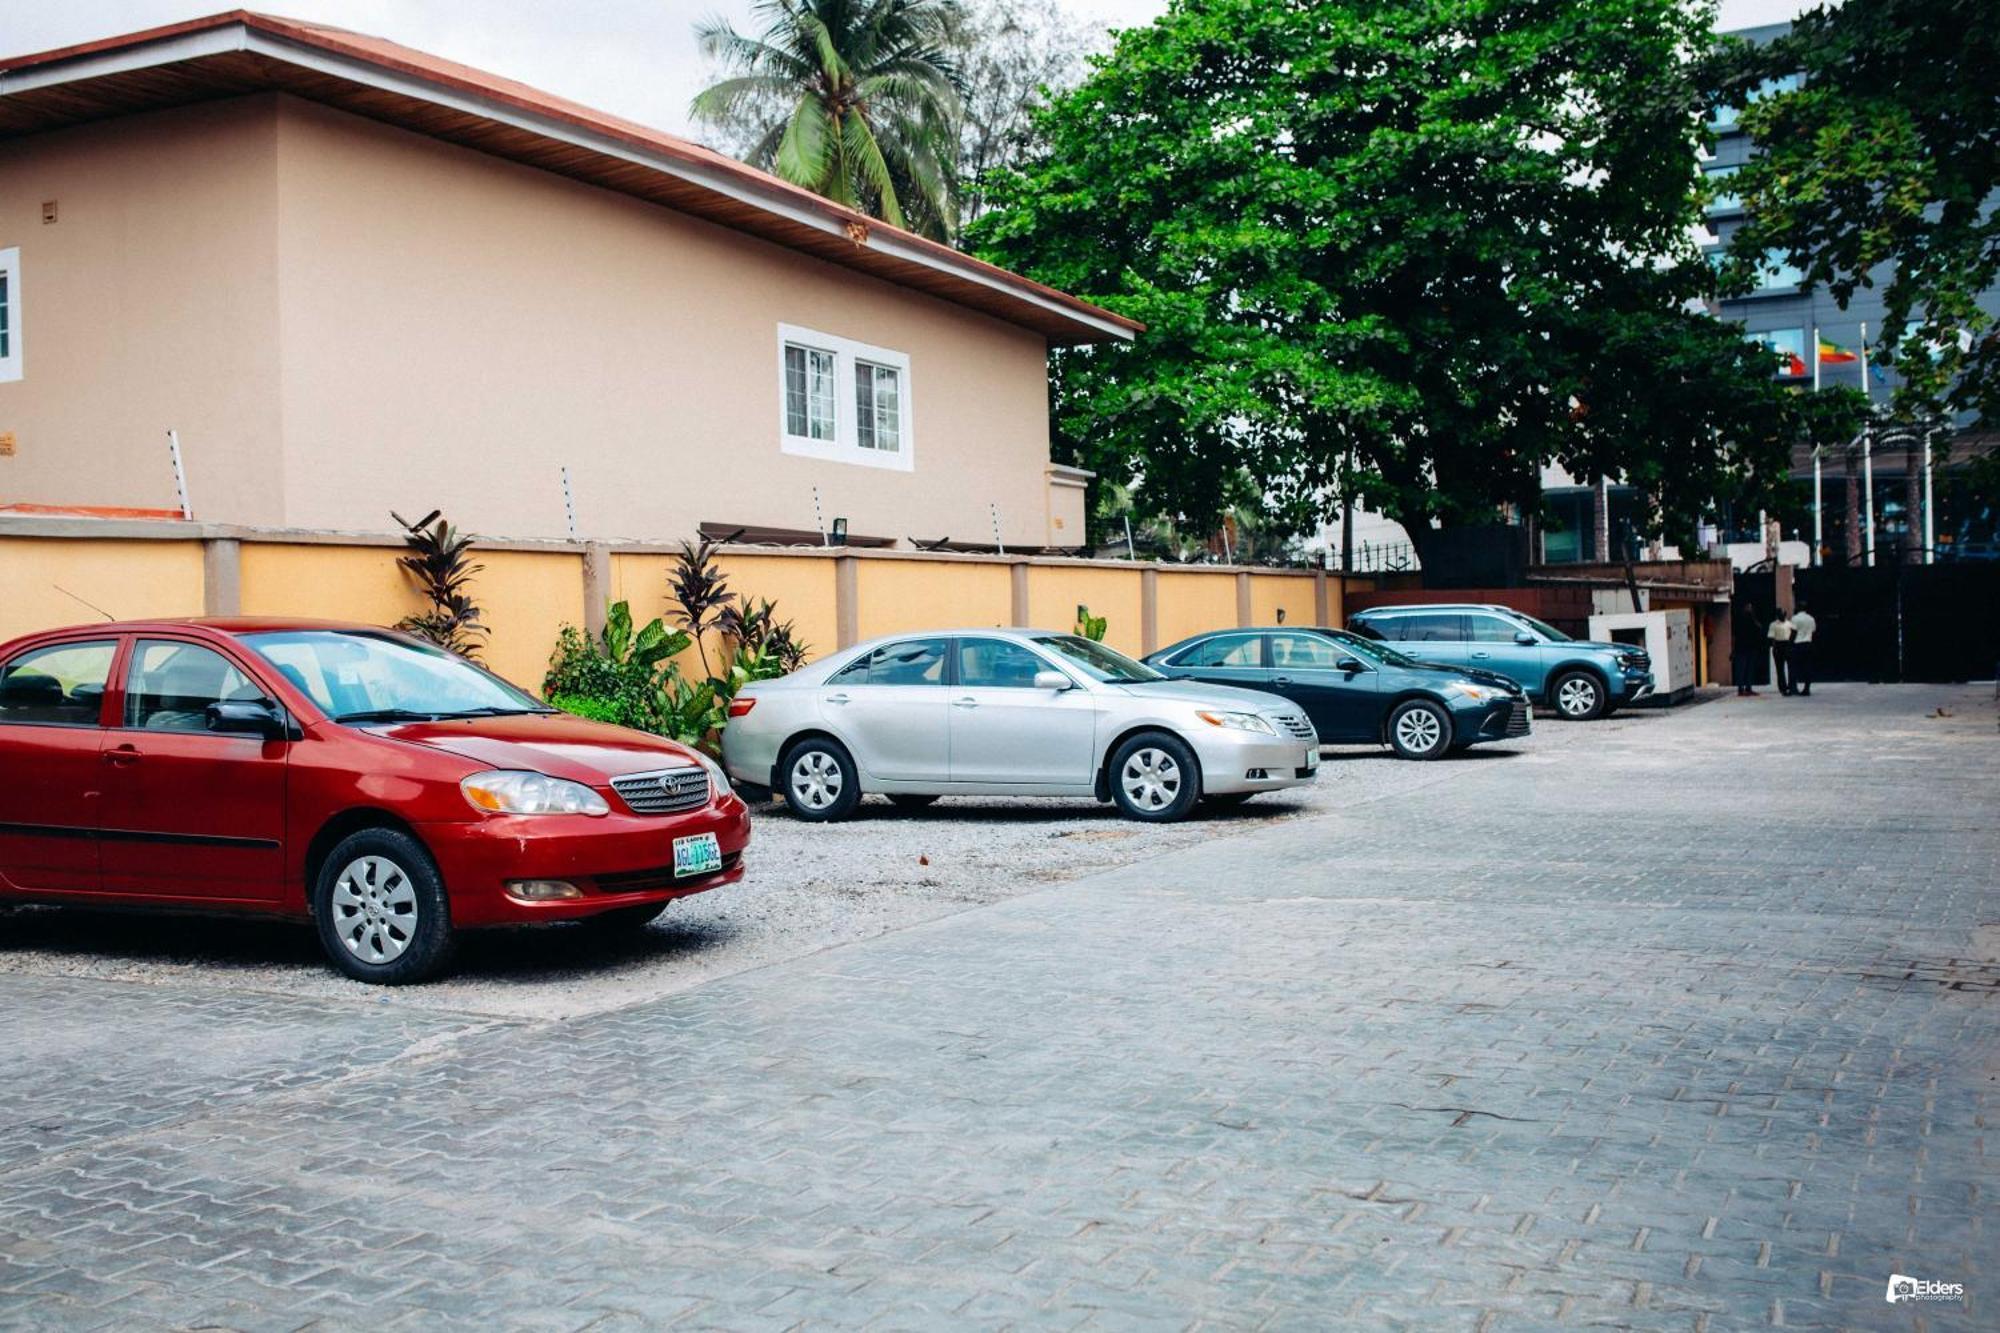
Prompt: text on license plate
<box><xmin>673</xmin><ymin>832</ymin><xmax>723</xmax><ymax>878</ymax></box>
<box><xmin>1304</xmin><ymin>750</ymin><xmax>1319</xmax><ymax>771</ymax></box>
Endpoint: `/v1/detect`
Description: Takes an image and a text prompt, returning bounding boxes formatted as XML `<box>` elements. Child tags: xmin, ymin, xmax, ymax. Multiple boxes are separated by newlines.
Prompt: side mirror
<box><xmin>207</xmin><ymin>698</ymin><xmax>291</xmax><ymax>740</ymax></box>
<box><xmin>1032</xmin><ymin>670</ymin><xmax>1073</xmax><ymax>692</ymax></box>
<box><xmin>1514</xmin><ymin>632</ymin><xmax>1536</xmax><ymax>646</ymax></box>
<box><xmin>1336</xmin><ymin>657</ymin><xmax>1367</xmax><ymax>673</ymax></box>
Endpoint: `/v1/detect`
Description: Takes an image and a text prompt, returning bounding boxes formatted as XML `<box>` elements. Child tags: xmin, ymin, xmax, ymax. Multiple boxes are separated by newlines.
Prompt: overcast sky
<box><xmin>7</xmin><ymin>0</ymin><xmax>1820</xmax><ymax>146</ymax></box>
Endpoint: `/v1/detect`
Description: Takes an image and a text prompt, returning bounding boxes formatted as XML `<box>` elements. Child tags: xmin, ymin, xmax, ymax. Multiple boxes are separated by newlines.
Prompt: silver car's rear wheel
<box><xmin>1108</xmin><ymin>732</ymin><xmax>1202</xmax><ymax>822</ymax></box>
<box><xmin>780</xmin><ymin>738</ymin><xmax>862</xmax><ymax>822</ymax></box>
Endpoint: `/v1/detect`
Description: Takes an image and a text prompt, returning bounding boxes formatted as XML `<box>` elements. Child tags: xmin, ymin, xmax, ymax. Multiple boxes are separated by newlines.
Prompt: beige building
<box><xmin>0</xmin><ymin>12</ymin><xmax>1133</xmax><ymax>550</ymax></box>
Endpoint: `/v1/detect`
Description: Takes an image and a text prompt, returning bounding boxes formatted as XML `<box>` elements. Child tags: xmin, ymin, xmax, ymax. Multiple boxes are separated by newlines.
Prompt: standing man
<box><xmin>1732</xmin><ymin>600</ymin><xmax>1764</xmax><ymax>696</ymax></box>
<box><xmin>1768</xmin><ymin>607</ymin><xmax>1796</xmax><ymax>696</ymax></box>
<box><xmin>1790</xmin><ymin>601</ymin><xmax>1817</xmax><ymax>697</ymax></box>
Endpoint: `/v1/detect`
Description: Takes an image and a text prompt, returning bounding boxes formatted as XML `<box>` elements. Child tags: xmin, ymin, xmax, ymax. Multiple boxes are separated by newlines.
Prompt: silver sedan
<box><xmin>720</xmin><ymin>629</ymin><xmax>1320</xmax><ymax>822</ymax></box>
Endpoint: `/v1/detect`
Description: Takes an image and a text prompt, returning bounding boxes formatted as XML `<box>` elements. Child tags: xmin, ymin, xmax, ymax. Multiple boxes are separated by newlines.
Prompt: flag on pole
<box><xmin>1816</xmin><ymin>337</ymin><xmax>1859</xmax><ymax>364</ymax></box>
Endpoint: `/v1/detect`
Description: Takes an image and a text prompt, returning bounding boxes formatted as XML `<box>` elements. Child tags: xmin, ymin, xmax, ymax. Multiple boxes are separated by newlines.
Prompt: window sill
<box><xmin>780</xmin><ymin>433</ymin><xmax>913</xmax><ymax>472</ymax></box>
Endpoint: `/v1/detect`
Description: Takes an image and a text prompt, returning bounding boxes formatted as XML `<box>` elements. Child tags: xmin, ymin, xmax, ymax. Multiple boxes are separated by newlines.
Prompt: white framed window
<box><xmin>775</xmin><ymin>323</ymin><xmax>913</xmax><ymax>471</ymax></box>
<box><xmin>0</xmin><ymin>247</ymin><xmax>19</xmax><ymax>384</ymax></box>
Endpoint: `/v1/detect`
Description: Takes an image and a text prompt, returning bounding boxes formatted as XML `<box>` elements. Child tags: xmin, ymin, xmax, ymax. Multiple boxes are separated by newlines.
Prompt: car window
<box><xmin>243</xmin><ymin>630</ymin><xmax>543</xmax><ymax>720</ymax></box>
<box><xmin>1270</xmin><ymin>633</ymin><xmax>1343</xmax><ymax>668</ymax></box>
<box><xmin>1173</xmin><ymin>634</ymin><xmax>1263</xmax><ymax>668</ymax></box>
<box><xmin>854</xmin><ymin>639</ymin><xmax>948</xmax><ymax>687</ymax></box>
<box><xmin>1465</xmin><ymin>614</ymin><xmax>1526</xmax><ymax>644</ymax></box>
<box><xmin>125</xmin><ymin>640</ymin><xmax>260</xmax><ymax>731</ymax></box>
<box><xmin>0</xmin><ymin>640</ymin><xmax>115</xmax><ymax>726</ymax></box>
<box><xmin>957</xmin><ymin>638</ymin><xmax>1049</xmax><ymax>688</ymax></box>
<box><xmin>1393</xmin><ymin>613</ymin><xmax>1466</xmax><ymax>642</ymax></box>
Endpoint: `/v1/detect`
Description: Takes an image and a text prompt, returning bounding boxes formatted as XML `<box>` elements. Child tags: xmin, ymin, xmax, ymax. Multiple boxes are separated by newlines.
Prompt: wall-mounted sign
<box><xmin>0</xmin><ymin>431</ymin><xmax>16</xmax><ymax>457</ymax></box>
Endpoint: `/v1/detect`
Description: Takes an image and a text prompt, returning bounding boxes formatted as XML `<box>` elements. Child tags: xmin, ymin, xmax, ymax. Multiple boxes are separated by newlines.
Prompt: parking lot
<box><xmin>0</xmin><ymin>683</ymin><xmax>1991</xmax><ymax>1328</ymax></box>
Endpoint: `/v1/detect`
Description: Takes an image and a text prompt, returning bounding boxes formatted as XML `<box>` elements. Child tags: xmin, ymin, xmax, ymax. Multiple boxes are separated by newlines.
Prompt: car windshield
<box><xmin>1319</xmin><ymin>629</ymin><xmax>1421</xmax><ymax>669</ymax></box>
<box><xmin>1510</xmin><ymin>612</ymin><xmax>1571</xmax><ymax>643</ymax></box>
<box><xmin>1029</xmin><ymin>634</ymin><xmax>1164</xmax><ymax>684</ymax></box>
<box><xmin>241</xmin><ymin>631</ymin><xmax>550</xmax><ymax>722</ymax></box>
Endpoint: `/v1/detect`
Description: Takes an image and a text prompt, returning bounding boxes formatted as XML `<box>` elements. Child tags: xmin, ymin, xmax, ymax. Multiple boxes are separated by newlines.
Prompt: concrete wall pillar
<box><xmin>835</xmin><ymin>554</ymin><xmax>859</xmax><ymax>649</ymax></box>
<box><xmin>1313</xmin><ymin>570</ymin><xmax>1331</xmax><ymax>628</ymax></box>
<box><xmin>1140</xmin><ymin>567</ymin><xmax>1159</xmax><ymax>655</ymax></box>
<box><xmin>582</xmin><ymin>542</ymin><xmax>612</xmax><ymax>639</ymax></box>
<box><xmin>1235</xmin><ymin>571</ymin><xmax>1252</xmax><ymax>627</ymax></box>
<box><xmin>202</xmin><ymin>538</ymin><xmax>241</xmax><ymax>616</ymax></box>
<box><xmin>1009</xmin><ymin>560</ymin><xmax>1030</xmax><ymax>626</ymax></box>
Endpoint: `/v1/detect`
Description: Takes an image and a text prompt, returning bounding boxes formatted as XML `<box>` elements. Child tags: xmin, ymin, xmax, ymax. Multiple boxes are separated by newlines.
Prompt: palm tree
<box><xmin>692</xmin><ymin>0</ymin><xmax>964</xmax><ymax>240</ymax></box>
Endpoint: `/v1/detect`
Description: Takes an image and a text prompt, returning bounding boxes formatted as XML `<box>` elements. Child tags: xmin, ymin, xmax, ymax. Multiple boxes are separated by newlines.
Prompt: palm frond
<box><xmin>775</xmin><ymin>96</ymin><xmax>835</xmax><ymax>188</ymax></box>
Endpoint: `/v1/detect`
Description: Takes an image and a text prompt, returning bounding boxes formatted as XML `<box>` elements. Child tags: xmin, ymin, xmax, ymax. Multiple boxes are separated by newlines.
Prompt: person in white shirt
<box><xmin>1790</xmin><ymin>602</ymin><xmax>1817</xmax><ymax>697</ymax></box>
<box><xmin>1767</xmin><ymin>609</ymin><xmax>1796</xmax><ymax>696</ymax></box>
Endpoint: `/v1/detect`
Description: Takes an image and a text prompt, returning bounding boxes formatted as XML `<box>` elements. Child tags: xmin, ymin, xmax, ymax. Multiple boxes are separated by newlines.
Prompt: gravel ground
<box><xmin>0</xmin><ymin>696</ymin><xmax>1704</xmax><ymax>1019</ymax></box>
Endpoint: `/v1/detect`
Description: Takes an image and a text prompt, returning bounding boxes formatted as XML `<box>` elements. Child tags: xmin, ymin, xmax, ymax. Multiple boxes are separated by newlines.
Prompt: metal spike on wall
<box><xmin>992</xmin><ymin>503</ymin><xmax>1005</xmax><ymax>556</ymax></box>
<box><xmin>561</xmin><ymin>466</ymin><xmax>578</xmax><ymax>540</ymax></box>
<box><xmin>166</xmin><ymin>429</ymin><xmax>192</xmax><ymax>520</ymax></box>
<box><xmin>814</xmin><ymin>486</ymin><xmax>827</xmax><ymax>546</ymax></box>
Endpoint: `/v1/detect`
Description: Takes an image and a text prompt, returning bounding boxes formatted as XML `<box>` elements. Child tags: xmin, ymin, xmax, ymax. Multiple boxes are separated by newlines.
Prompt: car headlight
<box><xmin>461</xmin><ymin>770</ymin><xmax>610</xmax><ymax>816</ymax></box>
<box><xmin>1446</xmin><ymin>682</ymin><xmax>1498</xmax><ymax>701</ymax></box>
<box><xmin>1196</xmin><ymin>710</ymin><xmax>1276</xmax><ymax>735</ymax></box>
<box><xmin>692</xmin><ymin>749</ymin><xmax>729</xmax><ymax>790</ymax></box>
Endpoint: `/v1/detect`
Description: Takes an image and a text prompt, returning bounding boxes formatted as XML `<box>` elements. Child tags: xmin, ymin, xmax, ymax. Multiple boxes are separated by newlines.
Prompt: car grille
<box><xmin>1504</xmin><ymin>699</ymin><xmax>1532</xmax><ymax>736</ymax></box>
<box><xmin>596</xmin><ymin>852</ymin><xmax>742</xmax><ymax>894</ymax></box>
<box><xmin>1622</xmin><ymin>652</ymin><xmax>1651</xmax><ymax>672</ymax></box>
<box><xmin>1275</xmin><ymin>714</ymin><xmax>1316</xmax><ymax>741</ymax></box>
<box><xmin>610</xmin><ymin>767</ymin><xmax>711</xmax><ymax>815</ymax></box>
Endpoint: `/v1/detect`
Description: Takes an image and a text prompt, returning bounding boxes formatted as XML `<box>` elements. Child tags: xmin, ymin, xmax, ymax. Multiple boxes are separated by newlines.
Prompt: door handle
<box><xmin>1470</xmin><ymin>651</ymin><xmax>1492</xmax><ymax>659</ymax></box>
<box><xmin>952</xmin><ymin>697</ymin><xmax>978</xmax><ymax>709</ymax></box>
<box><xmin>104</xmin><ymin>745</ymin><xmax>143</xmax><ymax>766</ymax></box>
<box><xmin>1272</xmin><ymin>676</ymin><xmax>1293</xmax><ymax>687</ymax></box>
<box><xmin>825</xmin><ymin>693</ymin><xmax>850</xmax><ymax>705</ymax></box>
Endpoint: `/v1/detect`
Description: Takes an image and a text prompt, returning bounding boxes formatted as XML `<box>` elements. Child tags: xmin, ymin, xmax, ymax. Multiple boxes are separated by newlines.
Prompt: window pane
<box><xmin>1465</xmin><ymin>615</ymin><xmax>1526</xmax><ymax>644</ymax></box>
<box><xmin>126</xmin><ymin>640</ymin><xmax>258</xmax><ymax>730</ymax></box>
<box><xmin>865</xmin><ymin>639</ymin><xmax>947</xmax><ymax>686</ymax></box>
<box><xmin>854</xmin><ymin>361</ymin><xmax>876</xmax><ymax>450</ymax></box>
<box><xmin>957</xmin><ymin>638</ymin><xmax>1049</xmax><ymax>688</ymax></box>
<box><xmin>1269</xmin><ymin>633</ymin><xmax>1342</xmax><ymax>667</ymax></box>
<box><xmin>785</xmin><ymin>344</ymin><xmax>837</xmax><ymax>439</ymax></box>
<box><xmin>1175</xmin><ymin>634</ymin><xmax>1263</xmax><ymax>668</ymax></box>
<box><xmin>784</xmin><ymin>345</ymin><xmax>808</xmax><ymax>436</ymax></box>
<box><xmin>1396</xmin><ymin>613</ymin><xmax>1465</xmax><ymax>642</ymax></box>
<box><xmin>0</xmin><ymin>641</ymin><xmax>115</xmax><ymax>726</ymax></box>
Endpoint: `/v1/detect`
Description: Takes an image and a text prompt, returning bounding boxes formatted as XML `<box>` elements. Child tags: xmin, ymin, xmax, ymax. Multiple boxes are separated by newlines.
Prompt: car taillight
<box><xmin>728</xmin><ymin>697</ymin><xmax>757</xmax><ymax>718</ymax></box>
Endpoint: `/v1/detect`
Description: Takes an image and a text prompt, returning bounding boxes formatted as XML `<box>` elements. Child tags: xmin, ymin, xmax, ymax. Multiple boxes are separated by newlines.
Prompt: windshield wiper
<box><xmin>436</xmin><ymin>706</ymin><xmax>558</xmax><ymax>718</ymax></box>
<box><xmin>333</xmin><ymin>708</ymin><xmax>446</xmax><ymax>724</ymax></box>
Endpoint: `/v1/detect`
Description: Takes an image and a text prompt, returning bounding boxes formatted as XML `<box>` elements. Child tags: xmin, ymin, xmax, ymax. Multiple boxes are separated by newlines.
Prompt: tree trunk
<box><xmin>1904</xmin><ymin>441</ymin><xmax>1924</xmax><ymax>565</ymax></box>
<box><xmin>1843</xmin><ymin>443</ymin><xmax>1863</xmax><ymax>566</ymax></box>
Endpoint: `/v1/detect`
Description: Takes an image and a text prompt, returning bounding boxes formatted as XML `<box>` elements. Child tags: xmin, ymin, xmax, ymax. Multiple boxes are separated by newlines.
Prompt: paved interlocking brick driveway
<box><xmin>0</xmin><ymin>685</ymin><xmax>1991</xmax><ymax>1330</ymax></box>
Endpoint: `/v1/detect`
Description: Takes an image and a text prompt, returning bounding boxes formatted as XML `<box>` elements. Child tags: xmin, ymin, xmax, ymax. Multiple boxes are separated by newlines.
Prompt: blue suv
<box><xmin>1347</xmin><ymin>604</ymin><xmax>1653</xmax><ymax>721</ymax></box>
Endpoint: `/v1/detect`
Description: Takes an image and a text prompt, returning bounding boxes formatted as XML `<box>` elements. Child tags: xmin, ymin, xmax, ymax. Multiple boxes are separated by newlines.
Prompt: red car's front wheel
<box><xmin>313</xmin><ymin>828</ymin><xmax>457</xmax><ymax>985</ymax></box>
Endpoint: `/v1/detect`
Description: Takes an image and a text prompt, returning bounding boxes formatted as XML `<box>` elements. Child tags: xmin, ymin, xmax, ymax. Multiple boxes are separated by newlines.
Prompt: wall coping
<box><xmin>0</xmin><ymin>516</ymin><xmax>1329</xmax><ymax>576</ymax></box>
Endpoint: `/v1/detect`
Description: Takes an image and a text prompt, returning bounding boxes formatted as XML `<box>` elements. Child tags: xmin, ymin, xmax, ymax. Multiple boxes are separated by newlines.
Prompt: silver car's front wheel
<box><xmin>781</xmin><ymin>738</ymin><xmax>862</xmax><ymax>822</ymax></box>
<box><xmin>1108</xmin><ymin>732</ymin><xmax>1201</xmax><ymax>822</ymax></box>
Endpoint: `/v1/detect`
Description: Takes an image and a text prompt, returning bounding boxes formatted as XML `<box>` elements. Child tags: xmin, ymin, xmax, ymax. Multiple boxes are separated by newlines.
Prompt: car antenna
<box><xmin>53</xmin><ymin>586</ymin><xmax>116</xmax><ymax>621</ymax></box>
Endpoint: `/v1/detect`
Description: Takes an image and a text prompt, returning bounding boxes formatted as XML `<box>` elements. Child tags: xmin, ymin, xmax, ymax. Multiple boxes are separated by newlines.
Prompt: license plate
<box><xmin>673</xmin><ymin>832</ymin><xmax>723</xmax><ymax>878</ymax></box>
<box><xmin>1304</xmin><ymin>749</ymin><xmax>1320</xmax><ymax>772</ymax></box>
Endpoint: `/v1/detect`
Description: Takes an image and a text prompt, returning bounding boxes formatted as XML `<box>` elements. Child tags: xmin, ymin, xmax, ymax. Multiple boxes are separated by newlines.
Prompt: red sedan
<box><xmin>0</xmin><ymin>619</ymin><xmax>750</xmax><ymax>983</ymax></box>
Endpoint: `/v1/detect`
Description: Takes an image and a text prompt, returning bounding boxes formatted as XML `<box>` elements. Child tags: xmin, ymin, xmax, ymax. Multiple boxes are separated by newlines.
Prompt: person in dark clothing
<box><xmin>1732</xmin><ymin>601</ymin><xmax>1764</xmax><ymax>696</ymax></box>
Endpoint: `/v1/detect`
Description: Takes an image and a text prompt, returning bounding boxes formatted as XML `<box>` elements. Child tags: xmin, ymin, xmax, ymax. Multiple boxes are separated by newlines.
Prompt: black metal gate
<box><xmin>1788</xmin><ymin>563</ymin><xmax>2000</xmax><ymax>683</ymax></box>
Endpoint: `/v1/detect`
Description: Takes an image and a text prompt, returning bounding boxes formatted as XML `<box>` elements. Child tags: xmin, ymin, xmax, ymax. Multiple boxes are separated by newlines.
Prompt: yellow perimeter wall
<box><xmin>0</xmin><ymin>539</ymin><xmax>206</xmax><ymax>643</ymax></box>
<box><xmin>1</xmin><ymin>532</ymin><xmax>1336</xmax><ymax>686</ymax></box>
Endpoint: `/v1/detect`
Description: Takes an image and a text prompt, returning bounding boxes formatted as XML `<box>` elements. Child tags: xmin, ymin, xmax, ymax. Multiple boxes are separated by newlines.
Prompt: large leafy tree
<box><xmin>973</xmin><ymin>0</ymin><xmax>1852</xmax><ymax>557</ymax></box>
<box><xmin>1714</xmin><ymin>0</ymin><xmax>2000</xmax><ymax>427</ymax></box>
<box><xmin>692</xmin><ymin>0</ymin><xmax>963</xmax><ymax>239</ymax></box>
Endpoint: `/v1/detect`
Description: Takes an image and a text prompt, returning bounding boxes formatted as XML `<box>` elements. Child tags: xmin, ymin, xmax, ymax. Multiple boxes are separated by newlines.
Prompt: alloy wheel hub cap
<box><xmin>1122</xmin><ymin>749</ymin><xmax>1180</xmax><ymax>809</ymax></box>
<box><xmin>793</xmin><ymin>753</ymin><xmax>842</xmax><ymax>808</ymax></box>
<box><xmin>330</xmin><ymin>855</ymin><xmax>418</xmax><ymax>964</ymax></box>
<box><xmin>1397</xmin><ymin>711</ymin><xmax>1441</xmax><ymax>750</ymax></box>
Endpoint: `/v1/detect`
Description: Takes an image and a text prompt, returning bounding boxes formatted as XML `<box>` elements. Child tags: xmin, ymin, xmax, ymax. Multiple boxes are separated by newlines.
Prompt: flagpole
<box><xmin>1860</xmin><ymin>321</ymin><xmax>1875</xmax><ymax>567</ymax></box>
<box><xmin>1923</xmin><ymin>427</ymin><xmax>1935</xmax><ymax>564</ymax></box>
<box><xmin>1811</xmin><ymin>326</ymin><xmax>1823</xmax><ymax>565</ymax></box>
